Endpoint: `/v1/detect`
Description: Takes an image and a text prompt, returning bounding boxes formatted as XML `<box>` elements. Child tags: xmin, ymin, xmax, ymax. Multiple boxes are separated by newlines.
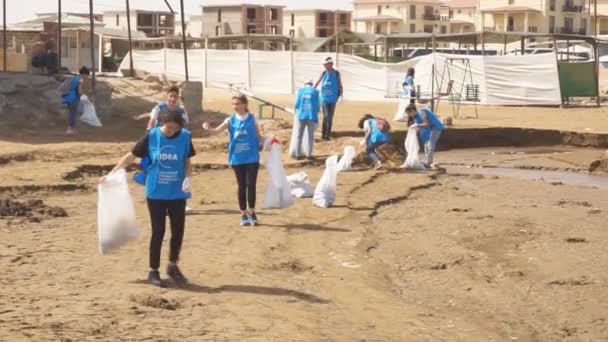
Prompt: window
<box><xmin>137</xmin><ymin>13</ymin><xmax>154</xmax><ymax>27</ymax></box>
<box><xmin>340</xmin><ymin>13</ymin><xmax>347</xmax><ymax>26</ymax></box>
<box><xmin>564</xmin><ymin>17</ymin><xmax>574</xmax><ymax>31</ymax></box>
<box><xmin>424</xmin><ymin>6</ymin><xmax>433</xmax><ymax>17</ymax></box>
<box><xmin>291</xmin><ymin>13</ymin><xmax>295</xmax><ymax>26</ymax></box>
<box><xmin>549</xmin><ymin>16</ymin><xmax>555</xmax><ymax>33</ymax></box>
<box><xmin>270</xmin><ymin>8</ymin><xmax>278</xmax><ymax>21</ymax></box>
<box><xmin>116</xmin><ymin>14</ymin><xmax>119</xmax><ymax>26</ymax></box>
<box><xmin>247</xmin><ymin>24</ymin><xmax>256</xmax><ymax>33</ymax></box>
<box><xmin>218</xmin><ymin>9</ymin><xmax>222</xmax><ymax>23</ymax></box>
<box><xmin>441</xmin><ymin>25</ymin><xmax>447</xmax><ymax>34</ymax></box>
<box><xmin>410</xmin><ymin>5</ymin><xmax>416</xmax><ymax>20</ymax></box>
<box><xmin>458</xmin><ymin>10</ymin><xmax>462</xmax><ymax>14</ymax></box>
<box><xmin>375</xmin><ymin>23</ymin><xmax>382</xmax><ymax>34</ymax></box>
<box><xmin>581</xmin><ymin>18</ymin><xmax>587</xmax><ymax>33</ymax></box>
<box><xmin>247</xmin><ymin>8</ymin><xmax>256</xmax><ymax>21</ymax></box>
<box><xmin>159</xmin><ymin>14</ymin><xmax>172</xmax><ymax>27</ymax></box>
<box><xmin>215</xmin><ymin>25</ymin><xmax>222</xmax><ymax>36</ymax></box>
<box><xmin>410</xmin><ymin>23</ymin><xmax>416</xmax><ymax>33</ymax></box>
<box><xmin>319</xmin><ymin>12</ymin><xmax>328</xmax><ymax>25</ymax></box>
<box><xmin>550</xmin><ymin>0</ymin><xmax>555</xmax><ymax>11</ymax></box>
<box><xmin>319</xmin><ymin>28</ymin><xmax>329</xmax><ymax>37</ymax></box>
<box><xmin>289</xmin><ymin>29</ymin><xmax>295</xmax><ymax>36</ymax></box>
<box><xmin>423</xmin><ymin>24</ymin><xmax>433</xmax><ymax>33</ymax></box>
<box><xmin>508</xmin><ymin>0</ymin><xmax>514</xmax><ymax>4</ymax></box>
<box><xmin>270</xmin><ymin>25</ymin><xmax>278</xmax><ymax>34</ymax></box>
<box><xmin>377</xmin><ymin>5</ymin><xmax>382</xmax><ymax>15</ymax></box>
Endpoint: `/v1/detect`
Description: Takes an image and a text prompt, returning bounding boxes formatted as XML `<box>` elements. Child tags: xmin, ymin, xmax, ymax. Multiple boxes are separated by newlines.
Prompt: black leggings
<box><xmin>232</xmin><ymin>163</ymin><xmax>259</xmax><ymax>211</ymax></box>
<box><xmin>146</xmin><ymin>198</ymin><xmax>186</xmax><ymax>270</ymax></box>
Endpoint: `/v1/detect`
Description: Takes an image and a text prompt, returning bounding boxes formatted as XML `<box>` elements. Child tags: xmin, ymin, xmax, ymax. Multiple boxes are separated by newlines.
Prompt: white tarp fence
<box><xmin>120</xmin><ymin>49</ymin><xmax>561</xmax><ymax>106</ymax></box>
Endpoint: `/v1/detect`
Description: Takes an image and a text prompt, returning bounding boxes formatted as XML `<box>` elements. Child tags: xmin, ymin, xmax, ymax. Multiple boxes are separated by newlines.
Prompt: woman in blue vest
<box><xmin>147</xmin><ymin>85</ymin><xmax>189</xmax><ymax>130</ymax></box>
<box><xmin>101</xmin><ymin>109</ymin><xmax>195</xmax><ymax>287</ymax></box>
<box><xmin>202</xmin><ymin>94</ymin><xmax>262</xmax><ymax>226</ymax></box>
<box><xmin>294</xmin><ymin>79</ymin><xmax>320</xmax><ymax>160</ymax></box>
<box><xmin>61</xmin><ymin>66</ymin><xmax>90</xmax><ymax>135</ymax></box>
<box><xmin>358</xmin><ymin>114</ymin><xmax>391</xmax><ymax>170</ymax></box>
<box><xmin>314</xmin><ymin>57</ymin><xmax>343</xmax><ymax>140</ymax></box>
<box><xmin>405</xmin><ymin>104</ymin><xmax>445</xmax><ymax>168</ymax></box>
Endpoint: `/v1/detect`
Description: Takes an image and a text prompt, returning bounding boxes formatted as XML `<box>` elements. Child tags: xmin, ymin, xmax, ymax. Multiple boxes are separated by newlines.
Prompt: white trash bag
<box><xmin>287</xmin><ymin>172</ymin><xmax>314</xmax><ymax>198</ymax></box>
<box><xmin>337</xmin><ymin>145</ymin><xmax>356</xmax><ymax>172</ymax></box>
<box><xmin>312</xmin><ymin>155</ymin><xmax>339</xmax><ymax>208</ymax></box>
<box><xmin>80</xmin><ymin>95</ymin><xmax>102</xmax><ymax>127</ymax></box>
<box><xmin>393</xmin><ymin>97</ymin><xmax>410</xmax><ymax>122</ymax></box>
<box><xmin>97</xmin><ymin>169</ymin><xmax>139</xmax><ymax>254</ymax></box>
<box><xmin>401</xmin><ymin>127</ymin><xmax>425</xmax><ymax>170</ymax></box>
<box><xmin>288</xmin><ymin>118</ymin><xmax>310</xmax><ymax>158</ymax></box>
<box><xmin>263</xmin><ymin>139</ymin><xmax>295</xmax><ymax>209</ymax></box>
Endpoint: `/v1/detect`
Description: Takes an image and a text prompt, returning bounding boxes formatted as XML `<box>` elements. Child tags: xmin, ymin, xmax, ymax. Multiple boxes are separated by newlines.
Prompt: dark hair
<box><xmin>405</xmin><ymin>104</ymin><xmax>417</xmax><ymax>113</ymax></box>
<box><xmin>358</xmin><ymin>114</ymin><xmax>374</xmax><ymax>129</ymax></box>
<box><xmin>407</xmin><ymin>67</ymin><xmax>415</xmax><ymax>77</ymax></box>
<box><xmin>167</xmin><ymin>85</ymin><xmax>180</xmax><ymax>94</ymax></box>
<box><xmin>79</xmin><ymin>66</ymin><xmax>90</xmax><ymax>75</ymax></box>
<box><xmin>232</xmin><ymin>94</ymin><xmax>249</xmax><ymax>112</ymax></box>
<box><xmin>159</xmin><ymin>108</ymin><xmax>184</xmax><ymax>127</ymax></box>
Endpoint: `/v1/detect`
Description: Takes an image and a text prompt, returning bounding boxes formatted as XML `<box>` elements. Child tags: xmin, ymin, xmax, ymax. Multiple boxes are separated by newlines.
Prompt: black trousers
<box><xmin>232</xmin><ymin>163</ymin><xmax>259</xmax><ymax>211</ymax></box>
<box><xmin>146</xmin><ymin>198</ymin><xmax>186</xmax><ymax>270</ymax></box>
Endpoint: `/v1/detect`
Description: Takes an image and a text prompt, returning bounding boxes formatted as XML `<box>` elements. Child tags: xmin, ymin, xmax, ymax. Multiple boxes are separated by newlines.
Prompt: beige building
<box><xmin>479</xmin><ymin>0</ymin><xmax>589</xmax><ymax>34</ymax></box>
<box><xmin>284</xmin><ymin>9</ymin><xmax>352</xmax><ymax>39</ymax></box>
<box><xmin>352</xmin><ymin>0</ymin><xmax>449</xmax><ymax>35</ymax></box>
<box><xmin>103</xmin><ymin>10</ymin><xmax>175</xmax><ymax>37</ymax></box>
<box><xmin>588</xmin><ymin>0</ymin><xmax>608</xmax><ymax>35</ymax></box>
<box><xmin>201</xmin><ymin>4</ymin><xmax>284</xmax><ymax>37</ymax></box>
<box><xmin>440</xmin><ymin>0</ymin><xmax>477</xmax><ymax>33</ymax></box>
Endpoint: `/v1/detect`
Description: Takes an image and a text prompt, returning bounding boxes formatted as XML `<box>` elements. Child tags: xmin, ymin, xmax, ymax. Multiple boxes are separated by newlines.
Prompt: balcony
<box><xmin>559</xmin><ymin>27</ymin><xmax>574</xmax><ymax>34</ymax></box>
<box><xmin>562</xmin><ymin>4</ymin><xmax>584</xmax><ymax>13</ymax></box>
<box><xmin>423</xmin><ymin>13</ymin><xmax>440</xmax><ymax>21</ymax></box>
<box><xmin>528</xmin><ymin>26</ymin><xmax>538</xmax><ymax>33</ymax></box>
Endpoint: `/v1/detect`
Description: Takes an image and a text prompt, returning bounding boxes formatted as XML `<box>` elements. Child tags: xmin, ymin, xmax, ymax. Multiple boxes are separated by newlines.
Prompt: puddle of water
<box><xmin>444</xmin><ymin>166</ymin><xmax>608</xmax><ymax>190</ymax></box>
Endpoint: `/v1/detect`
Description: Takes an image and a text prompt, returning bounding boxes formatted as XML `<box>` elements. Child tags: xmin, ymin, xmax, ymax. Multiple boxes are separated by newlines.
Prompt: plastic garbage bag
<box><xmin>312</xmin><ymin>155</ymin><xmax>339</xmax><ymax>208</ymax></box>
<box><xmin>97</xmin><ymin>169</ymin><xmax>139</xmax><ymax>254</ymax></box>
<box><xmin>288</xmin><ymin>118</ymin><xmax>310</xmax><ymax>158</ymax></box>
<box><xmin>79</xmin><ymin>95</ymin><xmax>102</xmax><ymax>127</ymax></box>
<box><xmin>262</xmin><ymin>138</ymin><xmax>294</xmax><ymax>209</ymax></box>
<box><xmin>401</xmin><ymin>127</ymin><xmax>425</xmax><ymax>170</ymax></box>
<box><xmin>287</xmin><ymin>172</ymin><xmax>314</xmax><ymax>198</ymax></box>
<box><xmin>337</xmin><ymin>146</ymin><xmax>356</xmax><ymax>172</ymax></box>
<box><xmin>393</xmin><ymin>97</ymin><xmax>410</xmax><ymax>122</ymax></box>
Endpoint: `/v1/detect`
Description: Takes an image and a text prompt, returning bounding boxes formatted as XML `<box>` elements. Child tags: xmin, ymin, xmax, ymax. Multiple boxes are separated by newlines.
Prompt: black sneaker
<box><xmin>306</xmin><ymin>156</ymin><xmax>315</xmax><ymax>162</ymax></box>
<box><xmin>250</xmin><ymin>213</ymin><xmax>258</xmax><ymax>226</ymax></box>
<box><xmin>147</xmin><ymin>270</ymin><xmax>164</xmax><ymax>287</ymax></box>
<box><xmin>167</xmin><ymin>264</ymin><xmax>188</xmax><ymax>285</ymax></box>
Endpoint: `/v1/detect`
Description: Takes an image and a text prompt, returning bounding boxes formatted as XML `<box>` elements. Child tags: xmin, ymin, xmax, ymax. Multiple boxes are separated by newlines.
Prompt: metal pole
<box><xmin>126</xmin><ymin>0</ymin><xmax>134</xmax><ymax>76</ymax></box>
<box><xmin>595</xmin><ymin>40</ymin><xmax>601</xmax><ymax>107</ymax></box>
<box><xmin>89</xmin><ymin>0</ymin><xmax>95</xmax><ymax>87</ymax></box>
<box><xmin>595</xmin><ymin>0</ymin><xmax>598</xmax><ymax>39</ymax></box>
<box><xmin>204</xmin><ymin>37</ymin><xmax>208</xmax><ymax>87</ymax></box>
<box><xmin>521</xmin><ymin>36</ymin><xmax>525</xmax><ymax>55</ymax></box>
<box><xmin>552</xmin><ymin>37</ymin><xmax>563</xmax><ymax>107</ymax></box>
<box><xmin>247</xmin><ymin>34</ymin><xmax>251</xmax><ymax>89</ymax></box>
<box><xmin>180</xmin><ymin>0</ymin><xmax>189</xmax><ymax>81</ymax></box>
<box><xmin>3</xmin><ymin>0</ymin><xmax>6</xmax><ymax>72</ymax></box>
<box><xmin>58</xmin><ymin>0</ymin><xmax>62</xmax><ymax>71</ymax></box>
<box><xmin>481</xmin><ymin>31</ymin><xmax>485</xmax><ymax>55</ymax></box>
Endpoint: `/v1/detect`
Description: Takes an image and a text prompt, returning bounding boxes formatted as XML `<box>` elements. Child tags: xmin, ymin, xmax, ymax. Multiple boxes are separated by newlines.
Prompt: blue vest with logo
<box><xmin>155</xmin><ymin>102</ymin><xmax>186</xmax><ymax>127</ymax></box>
<box><xmin>296</xmin><ymin>86</ymin><xmax>320</xmax><ymax>122</ymax></box>
<box><xmin>62</xmin><ymin>75</ymin><xmax>81</xmax><ymax>104</ymax></box>
<box><xmin>228</xmin><ymin>114</ymin><xmax>260</xmax><ymax>166</ymax></box>
<box><xmin>320</xmin><ymin>70</ymin><xmax>340</xmax><ymax>104</ymax></box>
<box><xmin>414</xmin><ymin>108</ymin><xmax>445</xmax><ymax>142</ymax></box>
<box><xmin>368</xmin><ymin>119</ymin><xmax>390</xmax><ymax>146</ymax></box>
<box><xmin>145</xmin><ymin>127</ymin><xmax>192</xmax><ymax>200</ymax></box>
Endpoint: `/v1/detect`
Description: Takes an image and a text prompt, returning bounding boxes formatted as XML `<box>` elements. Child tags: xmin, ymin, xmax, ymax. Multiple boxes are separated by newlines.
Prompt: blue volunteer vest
<box><xmin>62</xmin><ymin>75</ymin><xmax>81</xmax><ymax>104</ymax></box>
<box><xmin>320</xmin><ymin>70</ymin><xmax>340</xmax><ymax>104</ymax></box>
<box><xmin>155</xmin><ymin>102</ymin><xmax>186</xmax><ymax>127</ymax></box>
<box><xmin>145</xmin><ymin>127</ymin><xmax>192</xmax><ymax>200</ymax></box>
<box><xmin>368</xmin><ymin>119</ymin><xmax>390</xmax><ymax>146</ymax></box>
<box><xmin>296</xmin><ymin>86</ymin><xmax>320</xmax><ymax>122</ymax></box>
<box><xmin>228</xmin><ymin>114</ymin><xmax>260</xmax><ymax>166</ymax></box>
<box><xmin>414</xmin><ymin>109</ymin><xmax>445</xmax><ymax>142</ymax></box>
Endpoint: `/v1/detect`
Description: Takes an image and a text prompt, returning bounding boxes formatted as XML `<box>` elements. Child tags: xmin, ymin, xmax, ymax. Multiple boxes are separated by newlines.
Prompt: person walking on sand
<box><xmin>61</xmin><ymin>66</ymin><xmax>90</xmax><ymax>135</ymax></box>
<box><xmin>148</xmin><ymin>86</ymin><xmax>189</xmax><ymax>130</ymax></box>
<box><xmin>405</xmin><ymin>104</ymin><xmax>444</xmax><ymax>169</ymax></box>
<box><xmin>202</xmin><ymin>94</ymin><xmax>263</xmax><ymax>226</ymax></box>
<box><xmin>101</xmin><ymin>109</ymin><xmax>195</xmax><ymax>287</ymax></box>
<box><xmin>358</xmin><ymin>114</ymin><xmax>391</xmax><ymax>170</ymax></box>
<box><xmin>315</xmin><ymin>56</ymin><xmax>343</xmax><ymax>140</ymax></box>
<box><xmin>293</xmin><ymin>79</ymin><xmax>320</xmax><ymax>161</ymax></box>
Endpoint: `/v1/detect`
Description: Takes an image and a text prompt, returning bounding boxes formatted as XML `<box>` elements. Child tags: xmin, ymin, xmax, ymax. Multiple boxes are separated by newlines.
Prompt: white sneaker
<box><xmin>185</xmin><ymin>206</ymin><xmax>194</xmax><ymax>214</ymax></box>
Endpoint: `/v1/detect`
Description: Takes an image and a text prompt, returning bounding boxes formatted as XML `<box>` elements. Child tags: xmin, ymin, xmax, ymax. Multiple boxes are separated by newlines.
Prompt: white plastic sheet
<box><xmin>337</xmin><ymin>146</ymin><xmax>356</xmax><ymax>172</ymax></box>
<box><xmin>262</xmin><ymin>142</ymin><xmax>294</xmax><ymax>209</ymax></box>
<box><xmin>97</xmin><ymin>169</ymin><xmax>139</xmax><ymax>254</ymax></box>
<box><xmin>393</xmin><ymin>97</ymin><xmax>410</xmax><ymax>122</ymax></box>
<box><xmin>401</xmin><ymin>127</ymin><xmax>425</xmax><ymax>170</ymax></box>
<box><xmin>287</xmin><ymin>172</ymin><xmax>314</xmax><ymax>198</ymax></box>
<box><xmin>312</xmin><ymin>155</ymin><xmax>339</xmax><ymax>208</ymax></box>
<box><xmin>79</xmin><ymin>95</ymin><xmax>102</xmax><ymax>127</ymax></box>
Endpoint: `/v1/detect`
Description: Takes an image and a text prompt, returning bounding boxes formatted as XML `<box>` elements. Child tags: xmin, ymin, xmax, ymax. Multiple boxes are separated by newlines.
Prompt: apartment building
<box><xmin>352</xmin><ymin>0</ymin><xmax>449</xmax><ymax>35</ymax></box>
<box><xmin>103</xmin><ymin>10</ymin><xmax>175</xmax><ymax>37</ymax></box>
<box><xmin>588</xmin><ymin>0</ymin><xmax>608</xmax><ymax>35</ymax></box>
<box><xmin>284</xmin><ymin>9</ymin><xmax>352</xmax><ymax>38</ymax></box>
<box><xmin>440</xmin><ymin>0</ymin><xmax>477</xmax><ymax>33</ymax></box>
<box><xmin>201</xmin><ymin>4</ymin><xmax>284</xmax><ymax>37</ymax></box>
<box><xmin>479</xmin><ymin>0</ymin><xmax>589</xmax><ymax>35</ymax></box>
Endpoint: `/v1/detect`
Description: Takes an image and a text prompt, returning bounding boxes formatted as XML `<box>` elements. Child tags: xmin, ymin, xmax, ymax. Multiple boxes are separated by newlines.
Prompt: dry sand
<box><xmin>0</xmin><ymin>76</ymin><xmax>607</xmax><ymax>341</ymax></box>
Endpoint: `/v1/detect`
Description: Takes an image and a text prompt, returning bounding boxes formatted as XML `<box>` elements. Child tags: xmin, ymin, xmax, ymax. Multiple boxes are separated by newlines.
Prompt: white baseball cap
<box><xmin>305</xmin><ymin>79</ymin><xmax>314</xmax><ymax>85</ymax></box>
<box><xmin>323</xmin><ymin>57</ymin><xmax>334</xmax><ymax>65</ymax></box>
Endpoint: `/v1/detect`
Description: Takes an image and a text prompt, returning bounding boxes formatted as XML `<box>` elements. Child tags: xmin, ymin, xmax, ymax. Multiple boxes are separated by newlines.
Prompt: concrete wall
<box><xmin>0</xmin><ymin>30</ymin><xmax>45</xmax><ymax>72</ymax></box>
<box><xmin>284</xmin><ymin>11</ymin><xmax>316</xmax><ymax>38</ymax></box>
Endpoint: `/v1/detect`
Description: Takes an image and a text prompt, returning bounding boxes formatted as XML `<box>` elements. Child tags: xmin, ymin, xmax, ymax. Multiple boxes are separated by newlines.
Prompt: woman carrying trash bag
<box><xmin>202</xmin><ymin>94</ymin><xmax>263</xmax><ymax>227</ymax></box>
<box><xmin>358</xmin><ymin>114</ymin><xmax>391</xmax><ymax>170</ymax></box>
<box><xmin>101</xmin><ymin>109</ymin><xmax>195</xmax><ymax>287</ymax></box>
<box><xmin>405</xmin><ymin>104</ymin><xmax>444</xmax><ymax>169</ymax></box>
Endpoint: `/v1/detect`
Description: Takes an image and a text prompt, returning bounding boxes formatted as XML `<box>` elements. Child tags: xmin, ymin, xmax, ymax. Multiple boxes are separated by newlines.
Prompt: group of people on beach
<box><xmin>65</xmin><ymin>56</ymin><xmax>445</xmax><ymax>287</ymax></box>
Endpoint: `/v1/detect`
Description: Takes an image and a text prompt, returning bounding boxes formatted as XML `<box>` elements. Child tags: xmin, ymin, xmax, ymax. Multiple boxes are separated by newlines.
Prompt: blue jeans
<box><xmin>321</xmin><ymin>102</ymin><xmax>336</xmax><ymax>139</ymax></box>
<box><xmin>66</xmin><ymin>99</ymin><xmax>80</xmax><ymax>129</ymax></box>
<box><xmin>367</xmin><ymin>141</ymin><xmax>387</xmax><ymax>164</ymax></box>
